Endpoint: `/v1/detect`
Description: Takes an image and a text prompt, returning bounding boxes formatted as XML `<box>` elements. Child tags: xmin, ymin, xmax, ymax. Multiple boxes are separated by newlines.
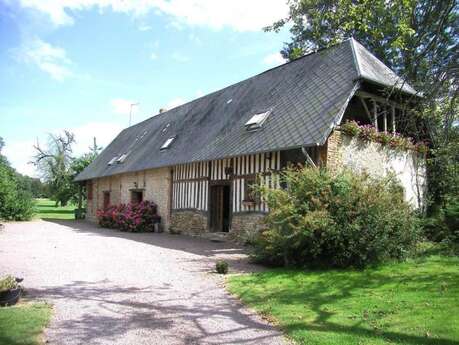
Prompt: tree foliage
<box><xmin>32</xmin><ymin>133</ymin><xmax>101</xmax><ymax>206</ymax></box>
<box><xmin>0</xmin><ymin>137</ymin><xmax>34</xmax><ymax>221</ymax></box>
<box><xmin>32</xmin><ymin>131</ymin><xmax>75</xmax><ymax>206</ymax></box>
<box><xmin>267</xmin><ymin>0</ymin><xmax>458</xmax><ymax>212</ymax></box>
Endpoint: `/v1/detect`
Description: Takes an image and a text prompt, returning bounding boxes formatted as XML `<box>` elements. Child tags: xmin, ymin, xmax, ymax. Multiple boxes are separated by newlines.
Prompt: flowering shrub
<box><xmin>358</xmin><ymin>124</ymin><xmax>379</xmax><ymax>142</ymax></box>
<box><xmin>340</xmin><ymin>120</ymin><xmax>360</xmax><ymax>136</ymax></box>
<box><xmin>96</xmin><ymin>200</ymin><xmax>161</xmax><ymax>232</ymax></box>
<box><xmin>253</xmin><ymin>167</ymin><xmax>420</xmax><ymax>268</ymax></box>
<box><xmin>339</xmin><ymin>120</ymin><xmax>428</xmax><ymax>153</ymax></box>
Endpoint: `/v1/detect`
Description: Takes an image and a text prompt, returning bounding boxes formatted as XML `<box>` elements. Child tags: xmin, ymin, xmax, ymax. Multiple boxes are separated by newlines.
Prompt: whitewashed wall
<box><xmin>336</xmin><ymin>134</ymin><xmax>427</xmax><ymax>209</ymax></box>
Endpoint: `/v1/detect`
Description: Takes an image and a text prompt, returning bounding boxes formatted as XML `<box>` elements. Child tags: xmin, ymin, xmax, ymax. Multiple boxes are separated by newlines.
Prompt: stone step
<box><xmin>200</xmin><ymin>232</ymin><xmax>230</xmax><ymax>243</ymax></box>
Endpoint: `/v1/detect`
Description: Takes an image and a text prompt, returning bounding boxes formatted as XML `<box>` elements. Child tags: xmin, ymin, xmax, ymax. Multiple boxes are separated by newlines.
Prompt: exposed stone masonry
<box><xmin>170</xmin><ymin>210</ymin><xmax>208</xmax><ymax>235</ymax></box>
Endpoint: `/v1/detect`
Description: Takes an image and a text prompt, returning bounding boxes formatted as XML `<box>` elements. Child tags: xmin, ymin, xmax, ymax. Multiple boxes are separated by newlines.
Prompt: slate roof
<box><xmin>75</xmin><ymin>38</ymin><xmax>416</xmax><ymax>181</ymax></box>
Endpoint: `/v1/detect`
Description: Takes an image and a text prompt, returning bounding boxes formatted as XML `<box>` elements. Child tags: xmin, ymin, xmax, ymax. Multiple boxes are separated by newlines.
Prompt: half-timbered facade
<box><xmin>76</xmin><ymin>38</ymin><xmax>426</xmax><ymax>238</ymax></box>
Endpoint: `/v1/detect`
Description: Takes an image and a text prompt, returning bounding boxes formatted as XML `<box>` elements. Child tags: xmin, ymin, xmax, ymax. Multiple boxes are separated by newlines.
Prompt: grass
<box><xmin>0</xmin><ymin>302</ymin><xmax>52</xmax><ymax>345</ymax></box>
<box><xmin>34</xmin><ymin>198</ymin><xmax>75</xmax><ymax>220</ymax></box>
<box><xmin>227</xmin><ymin>253</ymin><xmax>459</xmax><ymax>345</ymax></box>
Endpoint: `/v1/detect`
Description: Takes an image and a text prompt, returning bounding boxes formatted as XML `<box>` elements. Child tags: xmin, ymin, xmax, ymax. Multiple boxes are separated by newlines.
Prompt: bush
<box><xmin>0</xmin><ymin>156</ymin><xmax>34</xmax><ymax>221</ymax></box>
<box><xmin>216</xmin><ymin>261</ymin><xmax>229</xmax><ymax>274</ymax></box>
<box><xmin>0</xmin><ymin>276</ymin><xmax>18</xmax><ymax>292</ymax></box>
<box><xmin>422</xmin><ymin>197</ymin><xmax>459</xmax><ymax>244</ymax></box>
<box><xmin>253</xmin><ymin>167</ymin><xmax>420</xmax><ymax>268</ymax></box>
<box><xmin>96</xmin><ymin>200</ymin><xmax>161</xmax><ymax>232</ymax></box>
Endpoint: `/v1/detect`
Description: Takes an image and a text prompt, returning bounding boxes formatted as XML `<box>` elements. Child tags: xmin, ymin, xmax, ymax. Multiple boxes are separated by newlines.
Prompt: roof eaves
<box><xmin>315</xmin><ymin>81</ymin><xmax>361</xmax><ymax>146</ymax></box>
<box><xmin>360</xmin><ymin>75</ymin><xmax>419</xmax><ymax>96</ymax></box>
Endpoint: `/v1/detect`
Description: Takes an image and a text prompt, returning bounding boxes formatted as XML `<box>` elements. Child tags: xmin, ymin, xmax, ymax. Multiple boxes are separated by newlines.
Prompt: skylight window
<box><xmin>245</xmin><ymin>110</ymin><xmax>271</xmax><ymax>131</ymax></box>
<box><xmin>116</xmin><ymin>152</ymin><xmax>129</xmax><ymax>163</ymax></box>
<box><xmin>108</xmin><ymin>156</ymin><xmax>118</xmax><ymax>166</ymax></box>
<box><xmin>160</xmin><ymin>137</ymin><xmax>175</xmax><ymax>150</ymax></box>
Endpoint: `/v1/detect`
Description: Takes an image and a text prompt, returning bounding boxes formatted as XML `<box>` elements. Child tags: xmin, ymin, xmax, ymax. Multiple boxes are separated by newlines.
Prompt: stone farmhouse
<box><xmin>75</xmin><ymin>39</ymin><xmax>426</xmax><ymax>238</ymax></box>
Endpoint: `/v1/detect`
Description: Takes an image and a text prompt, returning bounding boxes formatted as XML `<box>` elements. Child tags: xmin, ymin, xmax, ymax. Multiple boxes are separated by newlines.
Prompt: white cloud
<box><xmin>165</xmin><ymin>97</ymin><xmax>186</xmax><ymax>110</ymax></box>
<box><xmin>262</xmin><ymin>52</ymin><xmax>286</xmax><ymax>67</ymax></box>
<box><xmin>17</xmin><ymin>38</ymin><xmax>73</xmax><ymax>81</ymax></box>
<box><xmin>2</xmin><ymin>139</ymin><xmax>38</xmax><ymax>177</ymax></box>
<box><xmin>110</xmin><ymin>98</ymin><xmax>139</xmax><ymax>115</ymax></box>
<box><xmin>171</xmin><ymin>52</ymin><xmax>190</xmax><ymax>63</ymax></box>
<box><xmin>18</xmin><ymin>0</ymin><xmax>288</xmax><ymax>31</ymax></box>
<box><xmin>150</xmin><ymin>52</ymin><xmax>158</xmax><ymax>60</ymax></box>
<box><xmin>138</xmin><ymin>24</ymin><xmax>152</xmax><ymax>31</ymax></box>
<box><xmin>72</xmin><ymin>122</ymin><xmax>123</xmax><ymax>155</ymax></box>
<box><xmin>167</xmin><ymin>20</ymin><xmax>184</xmax><ymax>31</ymax></box>
<box><xmin>3</xmin><ymin>122</ymin><xmax>124</xmax><ymax>177</ymax></box>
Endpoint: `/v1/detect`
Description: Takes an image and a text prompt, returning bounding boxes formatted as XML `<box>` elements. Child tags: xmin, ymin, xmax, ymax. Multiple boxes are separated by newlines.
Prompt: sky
<box><xmin>0</xmin><ymin>0</ymin><xmax>290</xmax><ymax>177</ymax></box>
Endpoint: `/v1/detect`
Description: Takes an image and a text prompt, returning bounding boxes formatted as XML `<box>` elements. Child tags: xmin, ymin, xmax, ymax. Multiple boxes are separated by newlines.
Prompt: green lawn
<box><xmin>227</xmin><ymin>254</ymin><xmax>459</xmax><ymax>345</ymax></box>
<box><xmin>0</xmin><ymin>302</ymin><xmax>52</xmax><ymax>345</ymax></box>
<box><xmin>34</xmin><ymin>198</ymin><xmax>75</xmax><ymax>220</ymax></box>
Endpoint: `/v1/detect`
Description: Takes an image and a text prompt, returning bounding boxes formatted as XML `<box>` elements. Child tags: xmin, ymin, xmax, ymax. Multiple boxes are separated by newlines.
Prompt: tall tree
<box><xmin>267</xmin><ymin>0</ymin><xmax>458</xmax><ymax>210</ymax></box>
<box><xmin>32</xmin><ymin>131</ymin><xmax>75</xmax><ymax>206</ymax></box>
<box><xmin>70</xmin><ymin>137</ymin><xmax>102</xmax><ymax>206</ymax></box>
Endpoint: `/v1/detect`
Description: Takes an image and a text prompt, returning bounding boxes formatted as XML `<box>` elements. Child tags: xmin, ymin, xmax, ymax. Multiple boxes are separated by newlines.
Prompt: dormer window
<box><xmin>245</xmin><ymin>110</ymin><xmax>271</xmax><ymax>131</ymax></box>
<box><xmin>161</xmin><ymin>137</ymin><xmax>175</xmax><ymax>150</ymax></box>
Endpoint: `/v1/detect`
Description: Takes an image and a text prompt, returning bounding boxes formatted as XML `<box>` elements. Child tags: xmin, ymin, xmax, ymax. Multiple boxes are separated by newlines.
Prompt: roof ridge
<box><xmin>145</xmin><ymin>40</ymin><xmax>352</xmax><ymax>121</ymax></box>
<box><xmin>349</xmin><ymin>37</ymin><xmax>363</xmax><ymax>78</ymax></box>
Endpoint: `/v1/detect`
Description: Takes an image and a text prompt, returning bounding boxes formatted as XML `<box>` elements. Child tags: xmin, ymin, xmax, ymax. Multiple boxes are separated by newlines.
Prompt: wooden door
<box><xmin>209</xmin><ymin>184</ymin><xmax>231</xmax><ymax>232</ymax></box>
<box><xmin>210</xmin><ymin>185</ymin><xmax>223</xmax><ymax>232</ymax></box>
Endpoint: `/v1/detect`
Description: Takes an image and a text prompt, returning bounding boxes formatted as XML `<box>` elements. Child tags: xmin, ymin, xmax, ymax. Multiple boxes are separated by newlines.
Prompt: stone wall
<box><xmin>231</xmin><ymin>212</ymin><xmax>267</xmax><ymax>242</ymax></box>
<box><xmin>326</xmin><ymin>130</ymin><xmax>427</xmax><ymax>209</ymax></box>
<box><xmin>170</xmin><ymin>210</ymin><xmax>208</xmax><ymax>235</ymax></box>
<box><xmin>85</xmin><ymin>167</ymin><xmax>172</xmax><ymax>230</ymax></box>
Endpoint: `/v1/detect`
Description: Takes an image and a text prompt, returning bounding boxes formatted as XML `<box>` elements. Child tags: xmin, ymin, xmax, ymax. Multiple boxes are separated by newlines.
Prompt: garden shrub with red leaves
<box><xmin>97</xmin><ymin>200</ymin><xmax>161</xmax><ymax>232</ymax></box>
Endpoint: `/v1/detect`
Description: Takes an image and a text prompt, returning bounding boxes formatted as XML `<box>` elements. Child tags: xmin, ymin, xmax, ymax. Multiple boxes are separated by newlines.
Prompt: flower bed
<box><xmin>340</xmin><ymin>120</ymin><xmax>428</xmax><ymax>154</ymax></box>
<box><xmin>96</xmin><ymin>200</ymin><xmax>161</xmax><ymax>232</ymax></box>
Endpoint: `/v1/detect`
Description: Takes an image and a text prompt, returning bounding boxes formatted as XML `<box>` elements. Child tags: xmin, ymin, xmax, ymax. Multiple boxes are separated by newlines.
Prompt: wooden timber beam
<box><xmin>357</xmin><ymin>95</ymin><xmax>372</xmax><ymax>121</ymax></box>
<box><xmin>355</xmin><ymin>90</ymin><xmax>406</xmax><ymax>110</ymax></box>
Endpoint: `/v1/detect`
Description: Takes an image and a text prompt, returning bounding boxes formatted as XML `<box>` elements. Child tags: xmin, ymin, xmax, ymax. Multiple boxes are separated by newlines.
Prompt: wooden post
<box><xmin>383</xmin><ymin>106</ymin><xmax>388</xmax><ymax>132</ymax></box>
<box><xmin>391</xmin><ymin>105</ymin><xmax>396</xmax><ymax>134</ymax></box>
<box><xmin>372</xmin><ymin>99</ymin><xmax>378</xmax><ymax>131</ymax></box>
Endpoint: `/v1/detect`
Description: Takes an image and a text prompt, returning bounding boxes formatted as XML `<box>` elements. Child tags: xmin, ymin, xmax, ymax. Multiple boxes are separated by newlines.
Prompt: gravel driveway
<box><xmin>0</xmin><ymin>220</ymin><xmax>286</xmax><ymax>345</ymax></box>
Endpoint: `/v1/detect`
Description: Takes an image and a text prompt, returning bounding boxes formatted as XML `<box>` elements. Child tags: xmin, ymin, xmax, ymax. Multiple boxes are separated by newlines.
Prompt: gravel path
<box><xmin>0</xmin><ymin>220</ymin><xmax>287</xmax><ymax>345</ymax></box>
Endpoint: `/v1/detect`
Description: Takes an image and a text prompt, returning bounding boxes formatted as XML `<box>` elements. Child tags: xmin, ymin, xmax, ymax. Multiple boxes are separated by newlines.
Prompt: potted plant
<box><xmin>0</xmin><ymin>275</ymin><xmax>22</xmax><ymax>307</ymax></box>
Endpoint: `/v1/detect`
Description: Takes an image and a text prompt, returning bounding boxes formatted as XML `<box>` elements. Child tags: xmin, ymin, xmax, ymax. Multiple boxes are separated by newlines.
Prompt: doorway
<box><xmin>209</xmin><ymin>184</ymin><xmax>231</xmax><ymax>232</ymax></box>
